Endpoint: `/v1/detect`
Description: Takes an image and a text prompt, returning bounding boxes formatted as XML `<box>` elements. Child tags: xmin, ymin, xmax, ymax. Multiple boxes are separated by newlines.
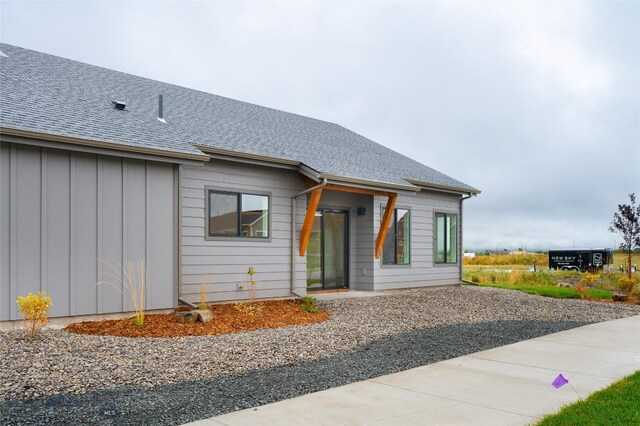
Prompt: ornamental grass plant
<box><xmin>96</xmin><ymin>259</ymin><xmax>147</xmax><ymax>327</ymax></box>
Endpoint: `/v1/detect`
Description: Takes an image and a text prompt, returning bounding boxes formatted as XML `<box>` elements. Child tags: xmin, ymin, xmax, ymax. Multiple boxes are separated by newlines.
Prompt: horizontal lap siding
<box><xmin>180</xmin><ymin>160</ymin><xmax>306</xmax><ymax>303</ymax></box>
<box><xmin>373</xmin><ymin>191</ymin><xmax>461</xmax><ymax>291</ymax></box>
<box><xmin>354</xmin><ymin>194</ymin><xmax>374</xmax><ymax>290</ymax></box>
<box><xmin>0</xmin><ymin>141</ymin><xmax>176</xmax><ymax>321</ymax></box>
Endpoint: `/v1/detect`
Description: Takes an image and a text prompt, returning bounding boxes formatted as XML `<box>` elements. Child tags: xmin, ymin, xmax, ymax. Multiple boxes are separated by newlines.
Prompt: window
<box><xmin>382</xmin><ymin>208</ymin><xmax>410</xmax><ymax>265</ymax></box>
<box><xmin>207</xmin><ymin>190</ymin><xmax>269</xmax><ymax>238</ymax></box>
<box><xmin>435</xmin><ymin>212</ymin><xmax>457</xmax><ymax>264</ymax></box>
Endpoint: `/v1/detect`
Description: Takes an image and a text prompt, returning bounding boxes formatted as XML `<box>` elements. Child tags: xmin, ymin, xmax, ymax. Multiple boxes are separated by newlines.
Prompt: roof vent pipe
<box><xmin>112</xmin><ymin>100</ymin><xmax>126</xmax><ymax>110</ymax></box>
<box><xmin>158</xmin><ymin>94</ymin><xmax>166</xmax><ymax>123</ymax></box>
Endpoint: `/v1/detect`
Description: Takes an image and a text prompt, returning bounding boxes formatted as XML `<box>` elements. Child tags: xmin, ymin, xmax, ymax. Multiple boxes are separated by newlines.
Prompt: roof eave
<box><xmin>318</xmin><ymin>173</ymin><xmax>420</xmax><ymax>193</ymax></box>
<box><xmin>0</xmin><ymin>126</ymin><xmax>210</xmax><ymax>162</ymax></box>
<box><xmin>404</xmin><ymin>179</ymin><xmax>481</xmax><ymax>195</ymax></box>
<box><xmin>184</xmin><ymin>145</ymin><xmax>476</xmax><ymax>195</ymax></box>
<box><xmin>194</xmin><ymin>145</ymin><xmax>300</xmax><ymax>167</ymax></box>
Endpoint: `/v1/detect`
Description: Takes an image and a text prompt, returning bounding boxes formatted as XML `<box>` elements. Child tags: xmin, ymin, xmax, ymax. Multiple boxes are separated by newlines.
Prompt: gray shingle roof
<box><xmin>0</xmin><ymin>43</ymin><xmax>478</xmax><ymax>193</ymax></box>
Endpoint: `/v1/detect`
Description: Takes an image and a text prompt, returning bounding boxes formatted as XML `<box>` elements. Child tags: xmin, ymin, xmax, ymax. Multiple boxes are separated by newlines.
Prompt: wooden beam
<box><xmin>299</xmin><ymin>173</ymin><xmax>399</xmax><ymax>259</ymax></box>
<box><xmin>299</xmin><ymin>174</ymin><xmax>394</xmax><ymax>197</ymax></box>
<box><xmin>375</xmin><ymin>194</ymin><xmax>397</xmax><ymax>259</ymax></box>
<box><xmin>325</xmin><ymin>183</ymin><xmax>394</xmax><ymax>197</ymax></box>
<box><xmin>299</xmin><ymin>187</ymin><xmax>323</xmax><ymax>256</ymax></box>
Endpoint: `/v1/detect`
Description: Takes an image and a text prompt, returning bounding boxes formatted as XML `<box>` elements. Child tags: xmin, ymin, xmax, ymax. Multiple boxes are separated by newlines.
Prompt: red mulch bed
<box><xmin>64</xmin><ymin>300</ymin><xmax>329</xmax><ymax>338</ymax></box>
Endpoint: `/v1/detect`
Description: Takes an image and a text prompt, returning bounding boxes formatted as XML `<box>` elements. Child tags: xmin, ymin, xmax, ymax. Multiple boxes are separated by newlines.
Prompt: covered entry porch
<box><xmin>295</xmin><ymin>175</ymin><xmax>400</xmax><ymax>292</ymax></box>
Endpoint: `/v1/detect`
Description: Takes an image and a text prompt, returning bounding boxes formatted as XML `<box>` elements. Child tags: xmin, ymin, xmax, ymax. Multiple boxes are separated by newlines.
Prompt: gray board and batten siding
<box><xmin>0</xmin><ymin>141</ymin><xmax>176</xmax><ymax>321</ymax></box>
<box><xmin>180</xmin><ymin>159</ymin><xmax>308</xmax><ymax>303</ymax></box>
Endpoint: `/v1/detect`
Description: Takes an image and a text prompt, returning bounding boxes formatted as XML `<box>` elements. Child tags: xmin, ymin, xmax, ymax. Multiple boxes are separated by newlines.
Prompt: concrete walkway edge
<box><xmin>185</xmin><ymin>315</ymin><xmax>640</xmax><ymax>425</ymax></box>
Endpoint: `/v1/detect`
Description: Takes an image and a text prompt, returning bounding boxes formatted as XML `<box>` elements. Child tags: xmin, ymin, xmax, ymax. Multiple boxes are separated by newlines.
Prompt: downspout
<box><xmin>459</xmin><ymin>192</ymin><xmax>476</xmax><ymax>283</ymax></box>
<box><xmin>291</xmin><ymin>178</ymin><xmax>328</xmax><ymax>298</ymax></box>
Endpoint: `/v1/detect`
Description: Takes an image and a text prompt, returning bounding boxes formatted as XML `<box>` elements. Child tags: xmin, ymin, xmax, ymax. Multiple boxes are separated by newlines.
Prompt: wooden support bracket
<box><xmin>298</xmin><ymin>174</ymin><xmax>398</xmax><ymax>259</ymax></box>
<box><xmin>299</xmin><ymin>187</ymin><xmax>323</xmax><ymax>256</ymax></box>
<box><xmin>375</xmin><ymin>194</ymin><xmax>397</xmax><ymax>259</ymax></box>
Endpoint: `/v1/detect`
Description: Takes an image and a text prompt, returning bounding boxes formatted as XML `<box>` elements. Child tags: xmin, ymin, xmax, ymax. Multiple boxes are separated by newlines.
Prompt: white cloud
<box><xmin>497</xmin><ymin>3</ymin><xmax>613</xmax><ymax>101</ymax></box>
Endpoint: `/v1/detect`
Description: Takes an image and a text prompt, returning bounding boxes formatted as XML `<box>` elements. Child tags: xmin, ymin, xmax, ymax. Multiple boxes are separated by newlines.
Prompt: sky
<box><xmin>1</xmin><ymin>1</ymin><xmax>638</xmax><ymax>251</ymax></box>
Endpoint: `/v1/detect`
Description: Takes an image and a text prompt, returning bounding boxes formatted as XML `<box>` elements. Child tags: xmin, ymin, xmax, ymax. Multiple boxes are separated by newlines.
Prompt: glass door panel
<box><xmin>306</xmin><ymin>213</ymin><xmax>323</xmax><ymax>290</ymax></box>
<box><xmin>305</xmin><ymin>209</ymin><xmax>348</xmax><ymax>289</ymax></box>
<box><xmin>323</xmin><ymin>211</ymin><xmax>347</xmax><ymax>288</ymax></box>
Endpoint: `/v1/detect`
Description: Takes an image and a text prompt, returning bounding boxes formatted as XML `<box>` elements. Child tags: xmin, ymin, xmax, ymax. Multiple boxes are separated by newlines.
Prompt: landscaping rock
<box><xmin>175</xmin><ymin>311</ymin><xmax>198</xmax><ymax>323</ymax></box>
<box><xmin>613</xmin><ymin>294</ymin><xmax>629</xmax><ymax>302</ymax></box>
<box><xmin>2</xmin><ymin>286</ymin><xmax>639</xmax><ymax>425</ymax></box>
<box><xmin>194</xmin><ymin>309</ymin><xmax>213</xmax><ymax>323</ymax></box>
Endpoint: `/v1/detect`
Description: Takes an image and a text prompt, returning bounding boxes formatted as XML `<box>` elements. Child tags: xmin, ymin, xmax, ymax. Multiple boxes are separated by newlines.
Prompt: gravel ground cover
<box><xmin>2</xmin><ymin>285</ymin><xmax>639</xmax><ymax>425</ymax></box>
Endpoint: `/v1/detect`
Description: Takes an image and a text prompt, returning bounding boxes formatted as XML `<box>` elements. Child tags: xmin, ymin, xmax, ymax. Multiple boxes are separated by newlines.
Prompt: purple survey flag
<box><xmin>552</xmin><ymin>374</ymin><xmax>569</xmax><ymax>389</ymax></box>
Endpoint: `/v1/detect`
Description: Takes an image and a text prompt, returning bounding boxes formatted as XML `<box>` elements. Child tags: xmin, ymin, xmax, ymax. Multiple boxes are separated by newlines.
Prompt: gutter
<box><xmin>1</xmin><ymin>126</ymin><xmax>210</xmax><ymax>162</ymax></box>
<box><xmin>319</xmin><ymin>173</ymin><xmax>419</xmax><ymax>192</ymax></box>
<box><xmin>405</xmin><ymin>179</ymin><xmax>481</xmax><ymax>195</ymax></box>
<box><xmin>194</xmin><ymin>145</ymin><xmax>300</xmax><ymax>167</ymax></box>
<box><xmin>291</xmin><ymin>178</ymin><xmax>328</xmax><ymax>298</ymax></box>
<box><xmin>459</xmin><ymin>192</ymin><xmax>477</xmax><ymax>283</ymax></box>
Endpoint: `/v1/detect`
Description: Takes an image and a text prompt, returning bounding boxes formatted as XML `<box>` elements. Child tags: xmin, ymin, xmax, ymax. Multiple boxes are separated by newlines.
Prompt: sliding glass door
<box><xmin>306</xmin><ymin>209</ymin><xmax>348</xmax><ymax>290</ymax></box>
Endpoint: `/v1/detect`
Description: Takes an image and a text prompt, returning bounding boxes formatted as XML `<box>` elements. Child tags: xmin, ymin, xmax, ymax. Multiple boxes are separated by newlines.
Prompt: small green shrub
<box><xmin>470</xmin><ymin>274</ymin><xmax>481</xmax><ymax>283</ymax></box>
<box><xmin>301</xmin><ymin>296</ymin><xmax>318</xmax><ymax>313</ymax></box>
<box><xmin>581</xmin><ymin>273</ymin><xmax>601</xmax><ymax>286</ymax></box>
<box><xmin>16</xmin><ymin>291</ymin><xmax>53</xmax><ymax>339</ymax></box>
<box><xmin>247</xmin><ymin>266</ymin><xmax>257</xmax><ymax>301</ymax></box>
<box><xmin>600</xmin><ymin>273</ymin><xmax>620</xmax><ymax>290</ymax></box>
<box><xmin>617</xmin><ymin>276</ymin><xmax>637</xmax><ymax>294</ymax></box>
<box><xmin>577</xmin><ymin>273</ymin><xmax>601</xmax><ymax>299</ymax></box>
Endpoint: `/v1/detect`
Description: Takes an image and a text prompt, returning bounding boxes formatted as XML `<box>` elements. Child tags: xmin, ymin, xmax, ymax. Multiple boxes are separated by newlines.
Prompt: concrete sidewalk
<box><xmin>187</xmin><ymin>315</ymin><xmax>640</xmax><ymax>426</ymax></box>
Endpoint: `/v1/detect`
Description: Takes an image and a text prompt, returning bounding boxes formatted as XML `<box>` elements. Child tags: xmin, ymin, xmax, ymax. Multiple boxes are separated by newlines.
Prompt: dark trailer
<box><xmin>548</xmin><ymin>249</ymin><xmax>613</xmax><ymax>272</ymax></box>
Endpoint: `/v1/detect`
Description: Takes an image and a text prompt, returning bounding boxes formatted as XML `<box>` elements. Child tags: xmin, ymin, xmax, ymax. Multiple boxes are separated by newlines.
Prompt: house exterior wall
<box><xmin>371</xmin><ymin>190</ymin><xmax>461</xmax><ymax>290</ymax></box>
<box><xmin>353</xmin><ymin>194</ymin><xmax>375</xmax><ymax>291</ymax></box>
<box><xmin>0</xmin><ymin>141</ymin><xmax>176</xmax><ymax>321</ymax></box>
<box><xmin>178</xmin><ymin>161</ymin><xmax>463</xmax><ymax>301</ymax></box>
<box><xmin>305</xmin><ymin>188</ymin><xmax>462</xmax><ymax>292</ymax></box>
<box><xmin>180</xmin><ymin>159</ymin><xmax>307</xmax><ymax>303</ymax></box>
